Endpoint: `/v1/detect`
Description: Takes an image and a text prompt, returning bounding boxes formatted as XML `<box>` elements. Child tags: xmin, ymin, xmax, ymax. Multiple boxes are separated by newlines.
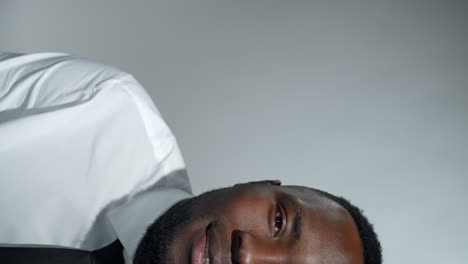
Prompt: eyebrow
<box><xmin>293</xmin><ymin>206</ymin><xmax>303</xmax><ymax>241</ymax></box>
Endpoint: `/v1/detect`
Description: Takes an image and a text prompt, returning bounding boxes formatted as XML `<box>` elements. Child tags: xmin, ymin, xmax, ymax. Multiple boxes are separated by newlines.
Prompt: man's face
<box><xmin>138</xmin><ymin>182</ymin><xmax>363</xmax><ymax>264</ymax></box>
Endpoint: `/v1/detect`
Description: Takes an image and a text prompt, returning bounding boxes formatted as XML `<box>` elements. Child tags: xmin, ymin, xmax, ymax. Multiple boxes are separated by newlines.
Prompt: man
<box><xmin>0</xmin><ymin>53</ymin><xmax>381</xmax><ymax>263</ymax></box>
<box><xmin>134</xmin><ymin>181</ymin><xmax>382</xmax><ymax>264</ymax></box>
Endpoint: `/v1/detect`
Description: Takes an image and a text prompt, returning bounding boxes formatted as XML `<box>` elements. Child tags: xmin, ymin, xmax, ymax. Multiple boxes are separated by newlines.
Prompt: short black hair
<box><xmin>312</xmin><ymin>188</ymin><xmax>383</xmax><ymax>264</ymax></box>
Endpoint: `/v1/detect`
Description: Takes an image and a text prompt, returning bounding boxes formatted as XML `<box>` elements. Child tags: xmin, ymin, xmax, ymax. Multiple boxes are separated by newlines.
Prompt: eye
<box><xmin>273</xmin><ymin>205</ymin><xmax>283</xmax><ymax>237</ymax></box>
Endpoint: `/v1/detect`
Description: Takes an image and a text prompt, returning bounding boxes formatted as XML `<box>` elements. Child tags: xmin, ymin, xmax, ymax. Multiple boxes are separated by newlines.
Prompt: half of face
<box><xmin>160</xmin><ymin>182</ymin><xmax>363</xmax><ymax>264</ymax></box>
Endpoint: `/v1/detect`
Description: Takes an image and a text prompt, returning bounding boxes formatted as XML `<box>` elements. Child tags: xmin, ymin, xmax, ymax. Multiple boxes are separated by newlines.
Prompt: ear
<box><xmin>234</xmin><ymin>179</ymin><xmax>281</xmax><ymax>187</ymax></box>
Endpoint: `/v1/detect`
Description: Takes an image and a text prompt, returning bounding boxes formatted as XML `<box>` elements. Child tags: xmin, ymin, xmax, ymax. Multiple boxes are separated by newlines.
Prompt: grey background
<box><xmin>1</xmin><ymin>0</ymin><xmax>467</xmax><ymax>263</ymax></box>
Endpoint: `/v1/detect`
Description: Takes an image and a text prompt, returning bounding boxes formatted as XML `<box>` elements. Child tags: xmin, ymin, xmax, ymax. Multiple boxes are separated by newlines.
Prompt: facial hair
<box><xmin>133</xmin><ymin>187</ymin><xmax>229</xmax><ymax>264</ymax></box>
<box><xmin>133</xmin><ymin>197</ymin><xmax>193</xmax><ymax>264</ymax></box>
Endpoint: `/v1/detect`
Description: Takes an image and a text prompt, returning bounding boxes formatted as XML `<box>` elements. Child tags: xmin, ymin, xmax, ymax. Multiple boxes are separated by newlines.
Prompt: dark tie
<box><xmin>0</xmin><ymin>239</ymin><xmax>124</xmax><ymax>264</ymax></box>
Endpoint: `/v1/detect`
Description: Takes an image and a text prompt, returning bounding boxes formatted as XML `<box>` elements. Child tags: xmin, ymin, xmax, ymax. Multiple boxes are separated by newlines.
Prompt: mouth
<box><xmin>206</xmin><ymin>222</ymin><xmax>222</xmax><ymax>264</ymax></box>
<box><xmin>204</xmin><ymin>226</ymin><xmax>211</xmax><ymax>264</ymax></box>
<box><xmin>191</xmin><ymin>224</ymin><xmax>211</xmax><ymax>264</ymax></box>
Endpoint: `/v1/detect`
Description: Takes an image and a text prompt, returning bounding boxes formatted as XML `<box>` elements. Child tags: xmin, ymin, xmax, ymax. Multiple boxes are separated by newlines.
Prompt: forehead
<box><xmin>278</xmin><ymin>186</ymin><xmax>364</xmax><ymax>263</ymax></box>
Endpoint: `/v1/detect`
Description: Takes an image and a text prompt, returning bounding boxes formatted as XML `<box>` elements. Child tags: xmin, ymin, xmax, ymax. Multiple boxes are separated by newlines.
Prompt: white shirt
<box><xmin>0</xmin><ymin>52</ymin><xmax>193</xmax><ymax>261</ymax></box>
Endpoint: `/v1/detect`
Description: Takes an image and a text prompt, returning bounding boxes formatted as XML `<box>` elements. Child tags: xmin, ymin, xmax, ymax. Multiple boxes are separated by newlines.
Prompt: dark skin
<box><xmin>165</xmin><ymin>180</ymin><xmax>363</xmax><ymax>264</ymax></box>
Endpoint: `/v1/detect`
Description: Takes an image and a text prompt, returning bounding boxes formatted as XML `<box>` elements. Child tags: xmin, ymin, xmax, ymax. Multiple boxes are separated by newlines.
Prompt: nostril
<box><xmin>231</xmin><ymin>230</ymin><xmax>243</xmax><ymax>263</ymax></box>
<box><xmin>231</xmin><ymin>230</ymin><xmax>242</xmax><ymax>252</ymax></box>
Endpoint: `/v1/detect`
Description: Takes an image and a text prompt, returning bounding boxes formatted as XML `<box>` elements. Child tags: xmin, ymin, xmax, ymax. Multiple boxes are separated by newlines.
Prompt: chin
<box><xmin>134</xmin><ymin>197</ymin><xmax>194</xmax><ymax>264</ymax></box>
<box><xmin>135</xmin><ymin>187</ymin><xmax>231</xmax><ymax>264</ymax></box>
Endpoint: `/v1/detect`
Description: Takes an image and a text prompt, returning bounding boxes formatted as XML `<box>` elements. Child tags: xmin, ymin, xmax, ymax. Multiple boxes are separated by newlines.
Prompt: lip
<box><xmin>191</xmin><ymin>227</ymin><xmax>207</xmax><ymax>264</ymax></box>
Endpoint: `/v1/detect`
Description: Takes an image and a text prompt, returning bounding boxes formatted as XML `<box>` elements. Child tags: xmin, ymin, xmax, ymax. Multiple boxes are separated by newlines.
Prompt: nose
<box><xmin>231</xmin><ymin>230</ymin><xmax>286</xmax><ymax>264</ymax></box>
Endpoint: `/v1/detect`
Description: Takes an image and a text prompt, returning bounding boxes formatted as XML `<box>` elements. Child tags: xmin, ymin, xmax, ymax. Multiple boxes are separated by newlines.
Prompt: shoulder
<box><xmin>0</xmin><ymin>52</ymin><xmax>135</xmax><ymax>110</ymax></box>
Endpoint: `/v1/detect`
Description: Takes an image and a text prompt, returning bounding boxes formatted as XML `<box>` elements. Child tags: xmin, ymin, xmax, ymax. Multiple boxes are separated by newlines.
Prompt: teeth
<box><xmin>204</xmin><ymin>240</ymin><xmax>209</xmax><ymax>255</ymax></box>
<box><xmin>276</xmin><ymin>211</ymin><xmax>281</xmax><ymax>217</ymax></box>
<box><xmin>204</xmin><ymin>234</ymin><xmax>209</xmax><ymax>264</ymax></box>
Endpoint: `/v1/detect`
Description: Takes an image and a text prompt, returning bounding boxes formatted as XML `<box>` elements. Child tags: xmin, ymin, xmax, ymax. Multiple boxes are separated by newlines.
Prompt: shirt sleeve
<box><xmin>0</xmin><ymin>53</ymin><xmax>192</xmax><ymax>259</ymax></box>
